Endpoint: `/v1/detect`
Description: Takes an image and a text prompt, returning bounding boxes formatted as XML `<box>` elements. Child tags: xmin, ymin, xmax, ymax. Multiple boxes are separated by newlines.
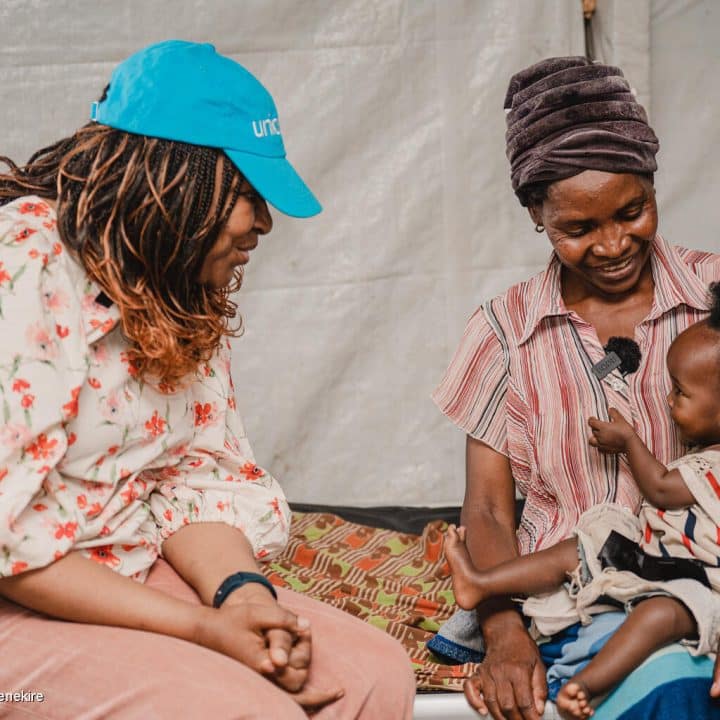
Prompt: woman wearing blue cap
<box><xmin>0</xmin><ymin>41</ymin><xmax>414</xmax><ymax>719</ymax></box>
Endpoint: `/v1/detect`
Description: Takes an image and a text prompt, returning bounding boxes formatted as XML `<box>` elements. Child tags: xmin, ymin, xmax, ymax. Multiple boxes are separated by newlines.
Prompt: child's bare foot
<box><xmin>444</xmin><ymin>524</ymin><xmax>487</xmax><ymax>609</ymax></box>
<box><xmin>556</xmin><ymin>679</ymin><xmax>594</xmax><ymax>719</ymax></box>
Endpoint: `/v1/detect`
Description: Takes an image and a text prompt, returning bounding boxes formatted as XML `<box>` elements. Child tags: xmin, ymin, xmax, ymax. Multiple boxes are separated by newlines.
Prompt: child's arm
<box><xmin>588</xmin><ymin>408</ymin><xmax>696</xmax><ymax>509</ymax></box>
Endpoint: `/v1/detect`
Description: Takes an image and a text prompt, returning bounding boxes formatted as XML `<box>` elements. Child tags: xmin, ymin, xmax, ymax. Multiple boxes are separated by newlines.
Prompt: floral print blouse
<box><xmin>0</xmin><ymin>197</ymin><xmax>290</xmax><ymax>580</ymax></box>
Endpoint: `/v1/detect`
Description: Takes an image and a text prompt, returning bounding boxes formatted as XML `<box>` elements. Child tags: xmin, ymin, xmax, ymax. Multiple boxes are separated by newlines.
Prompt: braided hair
<box><xmin>0</xmin><ymin>122</ymin><xmax>244</xmax><ymax>386</ymax></box>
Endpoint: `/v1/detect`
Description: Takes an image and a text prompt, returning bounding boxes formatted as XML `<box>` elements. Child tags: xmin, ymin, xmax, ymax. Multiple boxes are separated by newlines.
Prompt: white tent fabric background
<box><xmin>1</xmin><ymin>1</ymin><xmax>718</xmax><ymax>508</ymax></box>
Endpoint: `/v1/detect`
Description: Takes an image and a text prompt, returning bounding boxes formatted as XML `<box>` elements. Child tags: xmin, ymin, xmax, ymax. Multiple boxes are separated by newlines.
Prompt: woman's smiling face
<box><xmin>198</xmin><ymin>182</ymin><xmax>273</xmax><ymax>289</ymax></box>
<box><xmin>530</xmin><ymin>171</ymin><xmax>658</xmax><ymax>300</ymax></box>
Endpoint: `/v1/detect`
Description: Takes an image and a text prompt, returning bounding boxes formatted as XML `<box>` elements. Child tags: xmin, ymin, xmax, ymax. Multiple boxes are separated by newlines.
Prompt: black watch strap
<box><xmin>212</xmin><ymin>571</ymin><xmax>278</xmax><ymax>608</ymax></box>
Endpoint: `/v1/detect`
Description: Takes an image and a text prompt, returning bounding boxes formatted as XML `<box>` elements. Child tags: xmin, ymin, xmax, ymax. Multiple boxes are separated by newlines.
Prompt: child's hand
<box><xmin>711</xmin><ymin>642</ymin><xmax>720</xmax><ymax>698</ymax></box>
<box><xmin>588</xmin><ymin>407</ymin><xmax>635</xmax><ymax>453</ymax></box>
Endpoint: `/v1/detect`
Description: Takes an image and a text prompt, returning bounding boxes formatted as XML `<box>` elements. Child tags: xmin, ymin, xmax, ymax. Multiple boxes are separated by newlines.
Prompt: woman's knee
<box><xmin>275</xmin><ymin>591</ymin><xmax>416</xmax><ymax>717</ymax></box>
<box><xmin>351</xmin><ymin>628</ymin><xmax>416</xmax><ymax>717</ymax></box>
<box><xmin>124</xmin><ymin>672</ymin><xmax>307</xmax><ymax>720</ymax></box>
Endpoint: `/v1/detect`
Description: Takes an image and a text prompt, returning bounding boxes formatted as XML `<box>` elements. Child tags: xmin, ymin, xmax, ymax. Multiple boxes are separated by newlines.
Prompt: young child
<box><xmin>445</xmin><ymin>286</ymin><xmax>720</xmax><ymax>719</ymax></box>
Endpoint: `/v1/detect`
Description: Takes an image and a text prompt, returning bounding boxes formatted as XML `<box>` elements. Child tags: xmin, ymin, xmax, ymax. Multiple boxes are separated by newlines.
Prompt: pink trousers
<box><xmin>0</xmin><ymin>560</ymin><xmax>415</xmax><ymax>719</ymax></box>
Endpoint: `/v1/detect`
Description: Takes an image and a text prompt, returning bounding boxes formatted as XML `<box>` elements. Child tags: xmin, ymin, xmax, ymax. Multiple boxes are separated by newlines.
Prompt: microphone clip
<box><xmin>591</xmin><ymin>352</ymin><xmax>622</xmax><ymax>380</ymax></box>
<box><xmin>591</xmin><ymin>336</ymin><xmax>641</xmax><ymax>381</ymax></box>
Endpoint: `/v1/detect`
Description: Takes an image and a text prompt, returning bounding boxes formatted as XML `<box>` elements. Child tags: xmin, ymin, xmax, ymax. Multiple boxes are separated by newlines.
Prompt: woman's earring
<box><xmin>535</xmin><ymin>223</ymin><xmax>545</xmax><ymax>233</ymax></box>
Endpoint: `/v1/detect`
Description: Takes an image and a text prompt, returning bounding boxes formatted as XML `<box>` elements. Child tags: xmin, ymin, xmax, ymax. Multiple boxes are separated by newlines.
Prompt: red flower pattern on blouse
<box><xmin>25</xmin><ymin>433</ymin><xmax>58</xmax><ymax>461</ymax></box>
<box><xmin>239</xmin><ymin>462</ymin><xmax>265</xmax><ymax>481</ymax></box>
<box><xmin>89</xmin><ymin>545</ymin><xmax>120</xmax><ymax>567</ymax></box>
<box><xmin>62</xmin><ymin>386</ymin><xmax>81</xmax><ymax>420</ymax></box>
<box><xmin>14</xmin><ymin>227</ymin><xmax>36</xmax><ymax>243</ymax></box>
<box><xmin>11</xmin><ymin>378</ymin><xmax>30</xmax><ymax>393</ymax></box>
<box><xmin>120</xmin><ymin>480</ymin><xmax>145</xmax><ymax>506</ymax></box>
<box><xmin>120</xmin><ymin>351</ymin><xmax>139</xmax><ymax>377</ymax></box>
<box><xmin>86</xmin><ymin>503</ymin><xmax>103</xmax><ymax>518</ymax></box>
<box><xmin>193</xmin><ymin>402</ymin><xmax>215</xmax><ymax>426</ymax></box>
<box><xmin>18</xmin><ymin>202</ymin><xmax>49</xmax><ymax>217</ymax></box>
<box><xmin>54</xmin><ymin>521</ymin><xmax>78</xmax><ymax>540</ymax></box>
<box><xmin>144</xmin><ymin>411</ymin><xmax>166</xmax><ymax>438</ymax></box>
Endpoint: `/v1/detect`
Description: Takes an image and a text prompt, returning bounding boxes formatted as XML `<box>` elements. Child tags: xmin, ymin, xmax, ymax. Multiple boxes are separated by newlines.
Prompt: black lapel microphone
<box><xmin>591</xmin><ymin>336</ymin><xmax>641</xmax><ymax>380</ymax></box>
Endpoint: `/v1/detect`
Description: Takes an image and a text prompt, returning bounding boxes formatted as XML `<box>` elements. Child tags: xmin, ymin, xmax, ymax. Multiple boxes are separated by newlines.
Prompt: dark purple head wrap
<box><xmin>505</xmin><ymin>56</ymin><xmax>659</xmax><ymax>205</ymax></box>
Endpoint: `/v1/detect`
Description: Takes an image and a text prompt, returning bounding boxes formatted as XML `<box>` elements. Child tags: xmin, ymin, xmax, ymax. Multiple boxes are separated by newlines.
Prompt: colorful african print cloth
<box><xmin>262</xmin><ymin>511</ymin><xmax>475</xmax><ymax>690</ymax></box>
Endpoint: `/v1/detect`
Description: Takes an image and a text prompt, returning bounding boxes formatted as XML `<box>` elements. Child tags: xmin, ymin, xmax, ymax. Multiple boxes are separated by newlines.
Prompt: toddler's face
<box><xmin>666</xmin><ymin>324</ymin><xmax>720</xmax><ymax>446</ymax></box>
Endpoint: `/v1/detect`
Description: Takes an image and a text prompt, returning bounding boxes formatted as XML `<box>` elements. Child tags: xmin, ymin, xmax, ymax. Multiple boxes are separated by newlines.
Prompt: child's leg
<box><xmin>556</xmin><ymin>596</ymin><xmax>696</xmax><ymax>720</ymax></box>
<box><xmin>445</xmin><ymin>524</ymin><xmax>579</xmax><ymax>609</ymax></box>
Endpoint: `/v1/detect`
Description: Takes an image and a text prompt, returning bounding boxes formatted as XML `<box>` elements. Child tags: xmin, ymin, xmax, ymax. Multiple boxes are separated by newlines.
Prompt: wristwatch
<box><xmin>212</xmin><ymin>571</ymin><xmax>278</xmax><ymax>608</ymax></box>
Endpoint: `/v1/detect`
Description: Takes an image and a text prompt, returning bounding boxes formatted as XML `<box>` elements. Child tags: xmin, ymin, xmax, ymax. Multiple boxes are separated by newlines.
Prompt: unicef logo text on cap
<box><xmin>252</xmin><ymin>118</ymin><xmax>281</xmax><ymax>138</ymax></box>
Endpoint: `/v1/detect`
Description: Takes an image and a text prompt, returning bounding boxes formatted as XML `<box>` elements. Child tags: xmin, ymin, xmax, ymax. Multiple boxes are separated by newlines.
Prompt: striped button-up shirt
<box><xmin>432</xmin><ymin>236</ymin><xmax>720</xmax><ymax>554</ymax></box>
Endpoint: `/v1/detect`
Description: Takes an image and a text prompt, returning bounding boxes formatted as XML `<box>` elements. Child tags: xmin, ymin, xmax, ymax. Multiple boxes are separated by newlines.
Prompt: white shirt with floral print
<box><xmin>0</xmin><ymin>197</ymin><xmax>290</xmax><ymax>580</ymax></box>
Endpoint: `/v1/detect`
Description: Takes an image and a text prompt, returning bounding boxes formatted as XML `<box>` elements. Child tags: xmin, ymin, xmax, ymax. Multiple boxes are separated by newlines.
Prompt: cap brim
<box><xmin>224</xmin><ymin>149</ymin><xmax>322</xmax><ymax>218</ymax></box>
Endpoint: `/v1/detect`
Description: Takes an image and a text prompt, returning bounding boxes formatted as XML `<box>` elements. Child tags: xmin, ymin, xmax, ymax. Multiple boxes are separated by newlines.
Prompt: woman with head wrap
<box><xmin>432</xmin><ymin>57</ymin><xmax>720</xmax><ymax>719</ymax></box>
<box><xmin>0</xmin><ymin>41</ymin><xmax>415</xmax><ymax>719</ymax></box>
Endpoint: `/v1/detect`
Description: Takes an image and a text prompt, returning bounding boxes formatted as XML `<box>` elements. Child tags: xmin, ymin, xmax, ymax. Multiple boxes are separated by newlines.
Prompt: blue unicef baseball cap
<box><xmin>90</xmin><ymin>40</ymin><xmax>321</xmax><ymax>218</ymax></box>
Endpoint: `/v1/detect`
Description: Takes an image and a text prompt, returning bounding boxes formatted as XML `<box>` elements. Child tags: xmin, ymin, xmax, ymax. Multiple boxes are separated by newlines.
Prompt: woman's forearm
<box><xmin>0</xmin><ymin>552</ymin><xmax>206</xmax><ymax>640</ymax></box>
<box><xmin>461</xmin><ymin>506</ymin><xmax>520</xmax><ymax>569</ymax></box>
<box><xmin>162</xmin><ymin>522</ymin><xmax>267</xmax><ymax>606</ymax></box>
<box><xmin>463</xmin><ymin>436</ymin><xmax>528</xmax><ymax>635</ymax></box>
<box><xmin>461</xmin><ymin>506</ymin><xmax>528</xmax><ymax>632</ymax></box>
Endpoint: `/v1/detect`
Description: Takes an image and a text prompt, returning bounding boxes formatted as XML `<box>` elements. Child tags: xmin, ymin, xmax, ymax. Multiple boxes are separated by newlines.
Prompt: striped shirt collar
<box><xmin>518</xmin><ymin>234</ymin><xmax>710</xmax><ymax>345</ymax></box>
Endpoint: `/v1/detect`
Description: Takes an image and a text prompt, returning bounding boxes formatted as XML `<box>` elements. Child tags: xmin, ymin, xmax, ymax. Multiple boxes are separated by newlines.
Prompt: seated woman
<box><xmin>431</xmin><ymin>56</ymin><xmax>720</xmax><ymax>719</ymax></box>
<box><xmin>0</xmin><ymin>40</ymin><xmax>415</xmax><ymax>719</ymax></box>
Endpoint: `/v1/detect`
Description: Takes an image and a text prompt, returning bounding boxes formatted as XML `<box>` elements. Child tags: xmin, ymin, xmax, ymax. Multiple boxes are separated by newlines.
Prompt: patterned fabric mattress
<box><xmin>261</xmin><ymin>510</ymin><xmax>476</xmax><ymax>691</ymax></box>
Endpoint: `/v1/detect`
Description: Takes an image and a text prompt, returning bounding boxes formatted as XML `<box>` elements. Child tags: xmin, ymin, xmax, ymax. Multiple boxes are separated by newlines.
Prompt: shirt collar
<box><xmin>646</xmin><ymin>233</ymin><xmax>709</xmax><ymax>320</ymax></box>
<box><xmin>518</xmin><ymin>234</ymin><xmax>709</xmax><ymax>345</ymax></box>
<box><xmin>518</xmin><ymin>255</ymin><xmax>569</xmax><ymax>345</ymax></box>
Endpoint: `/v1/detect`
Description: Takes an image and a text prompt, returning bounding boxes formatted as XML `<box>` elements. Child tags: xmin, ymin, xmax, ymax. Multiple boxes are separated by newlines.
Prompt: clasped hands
<box><xmin>195</xmin><ymin>583</ymin><xmax>344</xmax><ymax>711</ymax></box>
